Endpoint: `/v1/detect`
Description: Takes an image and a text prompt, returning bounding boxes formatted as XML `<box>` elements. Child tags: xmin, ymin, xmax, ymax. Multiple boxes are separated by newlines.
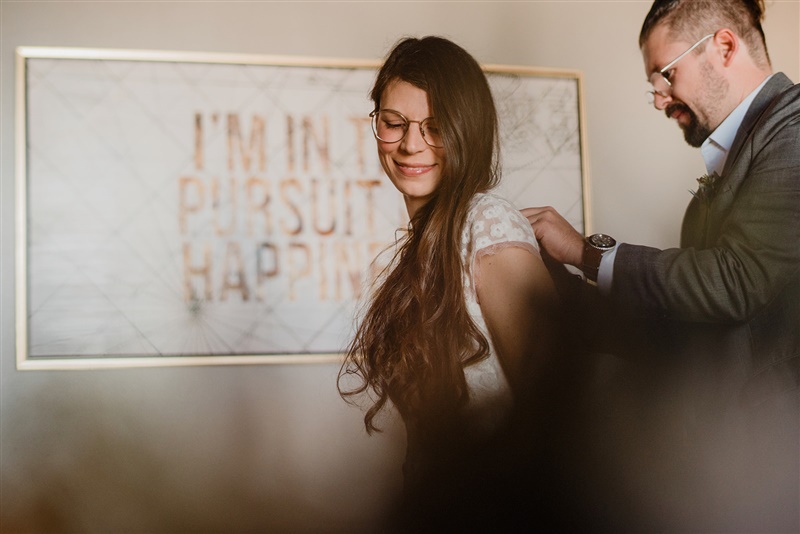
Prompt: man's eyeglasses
<box><xmin>647</xmin><ymin>33</ymin><xmax>715</xmax><ymax>105</ymax></box>
<box><xmin>370</xmin><ymin>109</ymin><xmax>443</xmax><ymax>148</ymax></box>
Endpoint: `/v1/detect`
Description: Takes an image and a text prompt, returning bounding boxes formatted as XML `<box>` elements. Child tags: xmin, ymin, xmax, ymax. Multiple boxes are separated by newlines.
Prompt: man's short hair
<box><xmin>639</xmin><ymin>0</ymin><xmax>770</xmax><ymax>68</ymax></box>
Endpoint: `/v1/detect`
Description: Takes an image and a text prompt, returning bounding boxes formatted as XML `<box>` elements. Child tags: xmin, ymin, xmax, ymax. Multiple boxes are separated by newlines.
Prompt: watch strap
<box><xmin>580</xmin><ymin>240</ymin><xmax>604</xmax><ymax>282</ymax></box>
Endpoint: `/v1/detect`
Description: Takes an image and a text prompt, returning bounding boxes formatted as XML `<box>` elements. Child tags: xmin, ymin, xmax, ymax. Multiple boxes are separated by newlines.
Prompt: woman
<box><xmin>338</xmin><ymin>36</ymin><xmax>559</xmax><ymax>522</ymax></box>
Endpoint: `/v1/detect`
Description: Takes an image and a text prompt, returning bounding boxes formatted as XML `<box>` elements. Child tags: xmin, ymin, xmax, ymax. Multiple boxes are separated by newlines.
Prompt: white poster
<box><xmin>17</xmin><ymin>48</ymin><xmax>586</xmax><ymax>368</ymax></box>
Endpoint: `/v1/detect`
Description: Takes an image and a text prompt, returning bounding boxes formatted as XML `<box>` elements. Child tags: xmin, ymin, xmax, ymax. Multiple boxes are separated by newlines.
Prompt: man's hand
<box><xmin>521</xmin><ymin>206</ymin><xmax>585</xmax><ymax>267</ymax></box>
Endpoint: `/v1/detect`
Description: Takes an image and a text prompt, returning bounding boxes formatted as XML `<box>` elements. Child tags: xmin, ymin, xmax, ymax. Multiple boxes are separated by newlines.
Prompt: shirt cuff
<box><xmin>596</xmin><ymin>243</ymin><xmax>619</xmax><ymax>296</ymax></box>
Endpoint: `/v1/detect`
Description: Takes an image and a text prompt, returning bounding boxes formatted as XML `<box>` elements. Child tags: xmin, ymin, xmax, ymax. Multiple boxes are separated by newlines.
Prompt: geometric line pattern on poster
<box><xmin>22</xmin><ymin>52</ymin><xmax>585</xmax><ymax>361</ymax></box>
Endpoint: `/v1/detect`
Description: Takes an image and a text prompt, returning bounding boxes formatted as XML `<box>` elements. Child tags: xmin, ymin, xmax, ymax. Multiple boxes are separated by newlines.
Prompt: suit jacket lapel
<box><xmin>681</xmin><ymin>73</ymin><xmax>793</xmax><ymax>248</ymax></box>
<box><xmin>722</xmin><ymin>73</ymin><xmax>793</xmax><ymax>178</ymax></box>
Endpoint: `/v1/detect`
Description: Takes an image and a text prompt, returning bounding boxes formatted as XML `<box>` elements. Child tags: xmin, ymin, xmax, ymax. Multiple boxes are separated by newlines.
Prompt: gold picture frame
<box><xmin>16</xmin><ymin>46</ymin><xmax>589</xmax><ymax>370</ymax></box>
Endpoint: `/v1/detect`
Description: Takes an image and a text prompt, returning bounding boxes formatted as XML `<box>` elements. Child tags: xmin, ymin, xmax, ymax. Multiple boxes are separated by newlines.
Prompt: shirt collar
<box><xmin>701</xmin><ymin>75</ymin><xmax>772</xmax><ymax>175</ymax></box>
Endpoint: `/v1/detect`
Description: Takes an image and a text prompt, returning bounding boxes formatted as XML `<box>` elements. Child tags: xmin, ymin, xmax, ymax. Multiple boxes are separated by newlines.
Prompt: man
<box><xmin>524</xmin><ymin>0</ymin><xmax>799</xmax><ymax>530</ymax></box>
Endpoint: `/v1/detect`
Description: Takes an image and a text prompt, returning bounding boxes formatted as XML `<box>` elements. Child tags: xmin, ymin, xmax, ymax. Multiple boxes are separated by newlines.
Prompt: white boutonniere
<box><xmin>689</xmin><ymin>171</ymin><xmax>721</xmax><ymax>205</ymax></box>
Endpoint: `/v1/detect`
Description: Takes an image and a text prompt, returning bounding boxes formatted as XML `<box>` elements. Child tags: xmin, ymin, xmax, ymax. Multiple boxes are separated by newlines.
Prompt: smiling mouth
<box><xmin>666</xmin><ymin>103</ymin><xmax>690</xmax><ymax>123</ymax></box>
<box><xmin>395</xmin><ymin>161</ymin><xmax>435</xmax><ymax>176</ymax></box>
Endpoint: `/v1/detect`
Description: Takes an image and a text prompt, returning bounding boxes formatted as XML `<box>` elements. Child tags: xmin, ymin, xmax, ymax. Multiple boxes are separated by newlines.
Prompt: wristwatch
<box><xmin>580</xmin><ymin>233</ymin><xmax>616</xmax><ymax>282</ymax></box>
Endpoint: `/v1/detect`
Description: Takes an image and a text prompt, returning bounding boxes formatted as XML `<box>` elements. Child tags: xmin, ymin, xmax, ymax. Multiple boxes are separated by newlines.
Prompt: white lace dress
<box><xmin>458</xmin><ymin>192</ymin><xmax>541</xmax><ymax>439</ymax></box>
<box><xmin>397</xmin><ymin>191</ymin><xmax>542</xmax><ymax>495</ymax></box>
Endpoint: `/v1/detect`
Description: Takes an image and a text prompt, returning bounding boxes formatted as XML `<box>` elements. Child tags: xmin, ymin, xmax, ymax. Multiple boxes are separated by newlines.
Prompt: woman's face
<box><xmin>376</xmin><ymin>80</ymin><xmax>445</xmax><ymax>218</ymax></box>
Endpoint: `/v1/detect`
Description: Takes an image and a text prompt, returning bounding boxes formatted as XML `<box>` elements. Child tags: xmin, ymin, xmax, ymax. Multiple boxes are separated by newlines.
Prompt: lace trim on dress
<box><xmin>472</xmin><ymin>242</ymin><xmax>540</xmax><ymax>305</ymax></box>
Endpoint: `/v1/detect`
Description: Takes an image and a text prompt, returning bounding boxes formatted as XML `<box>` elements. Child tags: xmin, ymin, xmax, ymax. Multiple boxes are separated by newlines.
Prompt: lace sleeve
<box><xmin>465</xmin><ymin>194</ymin><xmax>541</xmax><ymax>296</ymax></box>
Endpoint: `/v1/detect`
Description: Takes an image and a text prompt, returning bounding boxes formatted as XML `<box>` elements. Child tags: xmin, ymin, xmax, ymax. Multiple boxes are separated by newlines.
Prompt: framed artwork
<box><xmin>15</xmin><ymin>47</ymin><xmax>588</xmax><ymax>370</ymax></box>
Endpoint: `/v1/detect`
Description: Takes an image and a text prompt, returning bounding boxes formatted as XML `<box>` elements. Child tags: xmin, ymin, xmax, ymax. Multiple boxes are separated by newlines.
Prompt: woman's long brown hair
<box><xmin>338</xmin><ymin>36</ymin><xmax>500</xmax><ymax>433</ymax></box>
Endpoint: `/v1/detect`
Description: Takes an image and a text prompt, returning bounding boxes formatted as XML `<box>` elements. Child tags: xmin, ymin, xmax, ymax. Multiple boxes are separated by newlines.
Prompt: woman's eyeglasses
<box><xmin>370</xmin><ymin>109</ymin><xmax>443</xmax><ymax>148</ymax></box>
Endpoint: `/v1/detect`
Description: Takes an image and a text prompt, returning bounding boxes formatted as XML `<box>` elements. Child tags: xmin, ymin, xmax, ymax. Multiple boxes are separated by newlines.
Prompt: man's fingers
<box><xmin>520</xmin><ymin>206</ymin><xmax>552</xmax><ymax>219</ymax></box>
<box><xmin>521</xmin><ymin>206</ymin><xmax>555</xmax><ymax>228</ymax></box>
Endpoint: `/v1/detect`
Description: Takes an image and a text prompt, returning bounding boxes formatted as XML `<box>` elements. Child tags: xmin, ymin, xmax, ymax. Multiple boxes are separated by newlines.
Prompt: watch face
<box><xmin>588</xmin><ymin>233</ymin><xmax>616</xmax><ymax>250</ymax></box>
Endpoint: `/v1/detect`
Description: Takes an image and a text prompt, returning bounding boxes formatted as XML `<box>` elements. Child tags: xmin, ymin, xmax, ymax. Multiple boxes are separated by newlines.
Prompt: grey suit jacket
<box><xmin>611</xmin><ymin>72</ymin><xmax>800</xmax><ymax>408</ymax></box>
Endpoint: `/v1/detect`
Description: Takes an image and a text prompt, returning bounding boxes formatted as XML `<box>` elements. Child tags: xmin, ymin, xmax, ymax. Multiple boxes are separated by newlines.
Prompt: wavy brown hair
<box><xmin>338</xmin><ymin>36</ymin><xmax>500</xmax><ymax>433</ymax></box>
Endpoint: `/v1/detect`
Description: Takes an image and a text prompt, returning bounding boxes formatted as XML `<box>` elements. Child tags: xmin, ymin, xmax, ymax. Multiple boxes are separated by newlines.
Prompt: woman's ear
<box><xmin>713</xmin><ymin>28</ymin><xmax>739</xmax><ymax>68</ymax></box>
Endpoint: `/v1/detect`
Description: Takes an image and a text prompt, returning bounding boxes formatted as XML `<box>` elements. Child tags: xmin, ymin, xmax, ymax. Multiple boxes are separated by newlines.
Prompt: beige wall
<box><xmin>1</xmin><ymin>1</ymin><xmax>798</xmax><ymax>531</ymax></box>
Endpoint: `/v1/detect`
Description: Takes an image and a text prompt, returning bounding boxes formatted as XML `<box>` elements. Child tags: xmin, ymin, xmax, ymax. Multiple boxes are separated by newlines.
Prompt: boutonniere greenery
<box><xmin>690</xmin><ymin>171</ymin><xmax>722</xmax><ymax>204</ymax></box>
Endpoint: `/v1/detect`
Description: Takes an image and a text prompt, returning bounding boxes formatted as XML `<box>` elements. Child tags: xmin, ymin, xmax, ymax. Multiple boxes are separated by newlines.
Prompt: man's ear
<box><xmin>713</xmin><ymin>28</ymin><xmax>739</xmax><ymax>67</ymax></box>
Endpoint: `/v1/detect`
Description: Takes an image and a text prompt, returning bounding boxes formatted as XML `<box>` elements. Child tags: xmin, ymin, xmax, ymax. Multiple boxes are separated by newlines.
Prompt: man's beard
<box><xmin>666</xmin><ymin>62</ymin><xmax>728</xmax><ymax>148</ymax></box>
<box><xmin>665</xmin><ymin>103</ymin><xmax>712</xmax><ymax>148</ymax></box>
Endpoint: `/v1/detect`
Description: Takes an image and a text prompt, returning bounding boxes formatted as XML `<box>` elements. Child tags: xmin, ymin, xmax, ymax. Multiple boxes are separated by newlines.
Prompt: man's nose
<box><xmin>654</xmin><ymin>91</ymin><xmax>672</xmax><ymax>111</ymax></box>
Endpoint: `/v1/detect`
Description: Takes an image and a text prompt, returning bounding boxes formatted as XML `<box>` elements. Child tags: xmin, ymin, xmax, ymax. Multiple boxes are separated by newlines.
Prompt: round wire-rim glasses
<box><xmin>369</xmin><ymin>109</ymin><xmax>444</xmax><ymax>148</ymax></box>
<box><xmin>646</xmin><ymin>33</ymin><xmax>715</xmax><ymax>105</ymax></box>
